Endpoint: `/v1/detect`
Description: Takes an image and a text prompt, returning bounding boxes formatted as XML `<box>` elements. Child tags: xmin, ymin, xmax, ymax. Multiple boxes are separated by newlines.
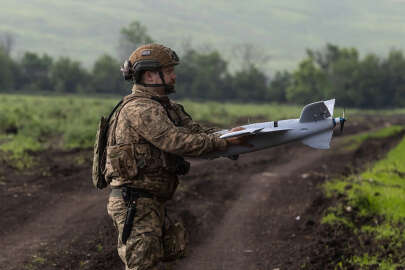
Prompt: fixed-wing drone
<box><xmin>208</xmin><ymin>99</ymin><xmax>345</xmax><ymax>159</ymax></box>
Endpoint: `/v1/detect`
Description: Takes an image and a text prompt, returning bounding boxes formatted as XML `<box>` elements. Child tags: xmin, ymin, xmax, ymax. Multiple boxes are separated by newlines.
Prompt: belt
<box><xmin>110</xmin><ymin>186</ymin><xmax>155</xmax><ymax>199</ymax></box>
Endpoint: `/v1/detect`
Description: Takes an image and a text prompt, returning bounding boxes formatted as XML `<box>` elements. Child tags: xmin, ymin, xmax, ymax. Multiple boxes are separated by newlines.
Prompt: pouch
<box><xmin>105</xmin><ymin>144</ymin><xmax>138</xmax><ymax>180</ymax></box>
<box><xmin>134</xmin><ymin>143</ymin><xmax>166</xmax><ymax>171</ymax></box>
<box><xmin>162</xmin><ymin>217</ymin><xmax>188</xmax><ymax>261</ymax></box>
<box><xmin>92</xmin><ymin>116</ymin><xmax>109</xmax><ymax>189</ymax></box>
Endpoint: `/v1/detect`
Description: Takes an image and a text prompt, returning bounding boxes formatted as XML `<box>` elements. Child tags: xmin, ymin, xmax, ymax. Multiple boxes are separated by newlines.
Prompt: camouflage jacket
<box><xmin>105</xmin><ymin>85</ymin><xmax>227</xmax><ymax>200</ymax></box>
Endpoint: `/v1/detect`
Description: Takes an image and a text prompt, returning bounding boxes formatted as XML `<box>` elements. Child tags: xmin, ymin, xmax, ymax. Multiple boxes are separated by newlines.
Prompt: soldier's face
<box><xmin>161</xmin><ymin>66</ymin><xmax>176</xmax><ymax>86</ymax></box>
<box><xmin>149</xmin><ymin>67</ymin><xmax>176</xmax><ymax>85</ymax></box>
<box><xmin>147</xmin><ymin>67</ymin><xmax>176</xmax><ymax>86</ymax></box>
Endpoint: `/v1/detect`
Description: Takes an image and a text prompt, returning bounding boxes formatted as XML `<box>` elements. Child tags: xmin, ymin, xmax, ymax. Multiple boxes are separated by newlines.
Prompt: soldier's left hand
<box><xmin>229</xmin><ymin>126</ymin><xmax>245</xmax><ymax>132</ymax></box>
<box><xmin>225</xmin><ymin>126</ymin><xmax>254</xmax><ymax>148</ymax></box>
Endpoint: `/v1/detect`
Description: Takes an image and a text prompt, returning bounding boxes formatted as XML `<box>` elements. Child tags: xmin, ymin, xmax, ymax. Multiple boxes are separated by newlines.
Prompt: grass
<box><xmin>322</xmin><ymin>126</ymin><xmax>405</xmax><ymax>268</ymax></box>
<box><xmin>350</xmin><ymin>254</ymin><xmax>401</xmax><ymax>270</ymax></box>
<box><xmin>180</xmin><ymin>99</ymin><xmax>302</xmax><ymax>126</ymax></box>
<box><xmin>0</xmin><ymin>94</ymin><xmax>117</xmax><ymax>168</ymax></box>
<box><xmin>357</xmin><ymin>137</ymin><xmax>405</xmax><ymax>221</ymax></box>
<box><xmin>350</xmin><ymin>108</ymin><xmax>405</xmax><ymax>116</ymax></box>
<box><xmin>0</xmin><ymin>93</ymin><xmax>403</xmax><ymax>172</ymax></box>
<box><xmin>0</xmin><ymin>93</ymin><xmax>303</xmax><ymax>168</ymax></box>
<box><xmin>341</xmin><ymin>125</ymin><xmax>404</xmax><ymax>151</ymax></box>
<box><xmin>322</xmin><ymin>212</ymin><xmax>354</xmax><ymax>228</ymax></box>
<box><xmin>0</xmin><ymin>94</ymin><xmax>115</xmax><ymax>149</ymax></box>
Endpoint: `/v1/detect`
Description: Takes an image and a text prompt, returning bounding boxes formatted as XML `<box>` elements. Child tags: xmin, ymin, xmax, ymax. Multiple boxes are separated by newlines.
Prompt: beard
<box><xmin>165</xmin><ymin>82</ymin><xmax>176</xmax><ymax>94</ymax></box>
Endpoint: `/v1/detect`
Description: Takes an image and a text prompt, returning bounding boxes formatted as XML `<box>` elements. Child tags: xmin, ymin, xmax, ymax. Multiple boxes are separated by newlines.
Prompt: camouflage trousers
<box><xmin>107</xmin><ymin>195</ymin><xmax>165</xmax><ymax>270</ymax></box>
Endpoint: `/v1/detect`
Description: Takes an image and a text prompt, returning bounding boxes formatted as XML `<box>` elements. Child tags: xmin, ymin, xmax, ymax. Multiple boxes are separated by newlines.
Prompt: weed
<box><xmin>31</xmin><ymin>255</ymin><xmax>46</xmax><ymax>264</ymax></box>
<box><xmin>350</xmin><ymin>254</ymin><xmax>401</xmax><ymax>270</ymax></box>
<box><xmin>96</xmin><ymin>243</ymin><xmax>103</xmax><ymax>252</ymax></box>
<box><xmin>23</xmin><ymin>264</ymin><xmax>36</xmax><ymax>270</ymax></box>
<box><xmin>322</xmin><ymin>212</ymin><xmax>354</xmax><ymax>228</ymax></box>
<box><xmin>322</xmin><ymin>132</ymin><xmax>405</xmax><ymax>268</ymax></box>
<box><xmin>79</xmin><ymin>260</ymin><xmax>89</xmax><ymax>267</ymax></box>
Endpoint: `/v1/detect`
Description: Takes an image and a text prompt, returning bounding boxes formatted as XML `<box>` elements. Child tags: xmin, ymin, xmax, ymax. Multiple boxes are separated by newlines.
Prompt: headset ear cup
<box><xmin>121</xmin><ymin>60</ymin><xmax>133</xmax><ymax>81</ymax></box>
<box><xmin>134</xmin><ymin>71</ymin><xmax>142</xmax><ymax>83</ymax></box>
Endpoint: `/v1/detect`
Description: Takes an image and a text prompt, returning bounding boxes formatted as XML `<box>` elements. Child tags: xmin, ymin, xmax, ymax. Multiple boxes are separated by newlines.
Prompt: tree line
<box><xmin>286</xmin><ymin>44</ymin><xmax>405</xmax><ymax>108</ymax></box>
<box><xmin>0</xmin><ymin>48</ymin><xmax>126</xmax><ymax>95</ymax></box>
<box><xmin>0</xmin><ymin>37</ymin><xmax>273</xmax><ymax>101</ymax></box>
<box><xmin>1</xmin><ymin>22</ymin><xmax>405</xmax><ymax>108</ymax></box>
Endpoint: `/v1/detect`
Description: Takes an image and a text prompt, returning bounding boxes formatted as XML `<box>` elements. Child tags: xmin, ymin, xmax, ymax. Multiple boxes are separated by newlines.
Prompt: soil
<box><xmin>0</xmin><ymin>115</ymin><xmax>404</xmax><ymax>270</ymax></box>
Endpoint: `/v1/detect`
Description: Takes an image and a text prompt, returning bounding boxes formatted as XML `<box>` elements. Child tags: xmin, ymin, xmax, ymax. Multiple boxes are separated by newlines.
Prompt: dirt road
<box><xmin>0</xmin><ymin>116</ymin><xmax>403</xmax><ymax>270</ymax></box>
<box><xmin>176</xmin><ymin>146</ymin><xmax>325</xmax><ymax>270</ymax></box>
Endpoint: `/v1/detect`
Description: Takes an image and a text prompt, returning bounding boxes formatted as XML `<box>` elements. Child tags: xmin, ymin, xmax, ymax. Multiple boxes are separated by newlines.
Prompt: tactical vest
<box><xmin>103</xmin><ymin>94</ymin><xmax>189</xmax><ymax>198</ymax></box>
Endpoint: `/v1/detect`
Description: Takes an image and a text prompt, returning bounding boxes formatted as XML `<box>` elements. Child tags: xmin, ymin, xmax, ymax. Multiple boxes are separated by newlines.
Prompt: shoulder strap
<box><xmin>97</xmin><ymin>99</ymin><xmax>123</xmax><ymax>153</ymax></box>
<box><xmin>107</xmin><ymin>100</ymin><xmax>124</xmax><ymax>125</ymax></box>
<box><xmin>110</xmin><ymin>95</ymin><xmax>141</xmax><ymax>145</ymax></box>
<box><xmin>109</xmin><ymin>95</ymin><xmax>177</xmax><ymax>145</ymax></box>
<box><xmin>150</xmin><ymin>96</ymin><xmax>177</xmax><ymax>124</ymax></box>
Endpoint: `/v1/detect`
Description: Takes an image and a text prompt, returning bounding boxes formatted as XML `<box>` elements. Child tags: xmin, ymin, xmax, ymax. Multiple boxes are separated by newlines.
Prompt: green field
<box><xmin>0</xmin><ymin>93</ymin><xmax>403</xmax><ymax>170</ymax></box>
<box><xmin>0</xmin><ymin>94</ymin><xmax>304</xmax><ymax>168</ymax></box>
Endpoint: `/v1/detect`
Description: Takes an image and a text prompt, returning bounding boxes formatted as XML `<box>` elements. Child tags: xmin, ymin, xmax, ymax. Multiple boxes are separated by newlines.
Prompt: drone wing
<box><xmin>220</xmin><ymin>127</ymin><xmax>291</xmax><ymax>139</ymax></box>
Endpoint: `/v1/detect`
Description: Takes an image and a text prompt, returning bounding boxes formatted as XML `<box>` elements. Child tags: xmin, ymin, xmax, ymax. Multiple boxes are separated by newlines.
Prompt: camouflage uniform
<box><xmin>106</xmin><ymin>84</ymin><xmax>227</xmax><ymax>270</ymax></box>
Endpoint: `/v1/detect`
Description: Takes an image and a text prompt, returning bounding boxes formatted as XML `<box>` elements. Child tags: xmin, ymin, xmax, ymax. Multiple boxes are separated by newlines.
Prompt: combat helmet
<box><xmin>121</xmin><ymin>43</ymin><xmax>179</xmax><ymax>92</ymax></box>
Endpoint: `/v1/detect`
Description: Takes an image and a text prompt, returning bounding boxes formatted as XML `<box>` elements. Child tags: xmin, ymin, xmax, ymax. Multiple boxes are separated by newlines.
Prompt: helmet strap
<box><xmin>137</xmin><ymin>69</ymin><xmax>175</xmax><ymax>95</ymax></box>
<box><xmin>158</xmin><ymin>69</ymin><xmax>175</xmax><ymax>94</ymax></box>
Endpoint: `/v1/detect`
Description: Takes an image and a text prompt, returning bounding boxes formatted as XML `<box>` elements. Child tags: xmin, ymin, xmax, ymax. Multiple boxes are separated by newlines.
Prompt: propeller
<box><xmin>339</xmin><ymin>108</ymin><xmax>346</xmax><ymax>132</ymax></box>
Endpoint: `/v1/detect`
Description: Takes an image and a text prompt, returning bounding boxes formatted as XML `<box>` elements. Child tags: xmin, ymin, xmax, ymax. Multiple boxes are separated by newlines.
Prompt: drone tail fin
<box><xmin>301</xmin><ymin>130</ymin><xmax>333</xmax><ymax>149</ymax></box>
<box><xmin>299</xmin><ymin>99</ymin><xmax>335</xmax><ymax>123</ymax></box>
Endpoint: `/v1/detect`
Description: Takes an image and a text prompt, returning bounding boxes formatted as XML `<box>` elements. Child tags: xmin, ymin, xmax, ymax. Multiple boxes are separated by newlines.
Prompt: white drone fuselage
<box><xmin>207</xmin><ymin>99</ymin><xmax>342</xmax><ymax>159</ymax></box>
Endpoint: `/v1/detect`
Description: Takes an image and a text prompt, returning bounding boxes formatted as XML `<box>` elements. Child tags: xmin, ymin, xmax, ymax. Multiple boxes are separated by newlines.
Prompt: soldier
<box><xmin>105</xmin><ymin>43</ymin><xmax>247</xmax><ymax>270</ymax></box>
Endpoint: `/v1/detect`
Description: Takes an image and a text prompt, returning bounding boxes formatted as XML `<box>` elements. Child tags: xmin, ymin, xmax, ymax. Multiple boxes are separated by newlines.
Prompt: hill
<box><xmin>1</xmin><ymin>0</ymin><xmax>405</xmax><ymax>72</ymax></box>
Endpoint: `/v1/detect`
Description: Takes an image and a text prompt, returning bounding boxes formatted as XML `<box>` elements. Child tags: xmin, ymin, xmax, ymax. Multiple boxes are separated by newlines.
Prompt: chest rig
<box><xmin>104</xmin><ymin>94</ymin><xmax>190</xmax><ymax>187</ymax></box>
<box><xmin>149</xmin><ymin>96</ymin><xmax>190</xmax><ymax>176</ymax></box>
<box><xmin>153</xmin><ymin>96</ymin><xmax>182</xmax><ymax>126</ymax></box>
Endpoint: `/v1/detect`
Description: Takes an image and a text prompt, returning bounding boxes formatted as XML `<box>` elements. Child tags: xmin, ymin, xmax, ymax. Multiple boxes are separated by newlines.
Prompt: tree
<box><xmin>321</xmin><ymin>48</ymin><xmax>360</xmax><ymax>107</ymax></box>
<box><xmin>232</xmin><ymin>43</ymin><xmax>271</xmax><ymax>71</ymax></box>
<box><xmin>19</xmin><ymin>52</ymin><xmax>54</xmax><ymax>91</ymax></box>
<box><xmin>91</xmin><ymin>54</ymin><xmax>127</xmax><ymax>94</ymax></box>
<box><xmin>267</xmin><ymin>71</ymin><xmax>291</xmax><ymax>102</ymax></box>
<box><xmin>381</xmin><ymin>50</ymin><xmax>405</xmax><ymax>107</ymax></box>
<box><xmin>232</xmin><ymin>65</ymin><xmax>269</xmax><ymax>102</ymax></box>
<box><xmin>0</xmin><ymin>47</ymin><xmax>16</xmax><ymax>91</ymax></box>
<box><xmin>0</xmin><ymin>32</ymin><xmax>15</xmax><ymax>56</ymax></box>
<box><xmin>286</xmin><ymin>58</ymin><xmax>326</xmax><ymax>104</ymax></box>
<box><xmin>354</xmin><ymin>54</ymin><xmax>384</xmax><ymax>108</ymax></box>
<box><xmin>51</xmin><ymin>57</ymin><xmax>90</xmax><ymax>93</ymax></box>
<box><xmin>0</xmin><ymin>33</ymin><xmax>18</xmax><ymax>91</ymax></box>
<box><xmin>230</xmin><ymin>43</ymin><xmax>272</xmax><ymax>102</ymax></box>
<box><xmin>175</xmin><ymin>49</ymin><xmax>230</xmax><ymax>100</ymax></box>
<box><xmin>118</xmin><ymin>21</ymin><xmax>154</xmax><ymax>61</ymax></box>
<box><xmin>306</xmin><ymin>44</ymin><xmax>341</xmax><ymax>72</ymax></box>
<box><xmin>288</xmin><ymin>44</ymin><xmax>363</xmax><ymax>106</ymax></box>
